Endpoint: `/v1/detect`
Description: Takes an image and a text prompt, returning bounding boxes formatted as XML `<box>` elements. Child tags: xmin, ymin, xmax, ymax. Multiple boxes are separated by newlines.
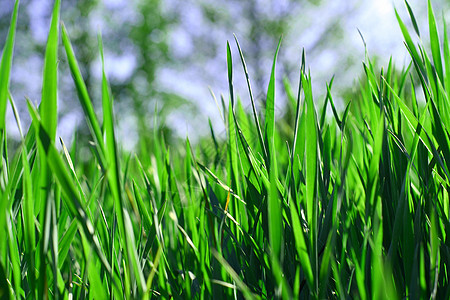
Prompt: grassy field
<box><xmin>1</xmin><ymin>0</ymin><xmax>450</xmax><ymax>299</ymax></box>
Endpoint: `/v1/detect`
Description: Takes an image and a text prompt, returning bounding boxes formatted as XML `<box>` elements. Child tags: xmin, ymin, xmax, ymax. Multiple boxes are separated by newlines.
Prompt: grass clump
<box><xmin>1</xmin><ymin>0</ymin><xmax>450</xmax><ymax>299</ymax></box>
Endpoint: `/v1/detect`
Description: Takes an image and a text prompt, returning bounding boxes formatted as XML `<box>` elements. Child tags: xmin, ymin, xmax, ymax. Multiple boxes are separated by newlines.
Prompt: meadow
<box><xmin>1</xmin><ymin>0</ymin><xmax>450</xmax><ymax>299</ymax></box>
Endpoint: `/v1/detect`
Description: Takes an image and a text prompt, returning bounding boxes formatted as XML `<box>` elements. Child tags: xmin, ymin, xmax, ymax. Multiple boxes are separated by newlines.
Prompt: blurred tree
<box><xmin>1</xmin><ymin>0</ymin><xmax>449</xmax><ymax>153</ymax></box>
<box><xmin>0</xmin><ymin>0</ymin><xmax>188</xmax><ymax>154</ymax></box>
<box><xmin>106</xmin><ymin>0</ymin><xmax>181</xmax><ymax>156</ymax></box>
<box><xmin>162</xmin><ymin>0</ymin><xmax>356</xmax><ymax>109</ymax></box>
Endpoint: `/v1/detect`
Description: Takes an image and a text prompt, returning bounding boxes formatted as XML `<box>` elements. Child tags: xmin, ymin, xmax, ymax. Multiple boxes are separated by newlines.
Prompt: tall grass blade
<box><xmin>443</xmin><ymin>17</ymin><xmax>450</xmax><ymax>101</ymax></box>
<box><xmin>234</xmin><ymin>35</ymin><xmax>266</xmax><ymax>158</ymax></box>
<box><xmin>0</xmin><ymin>0</ymin><xmax>19</xmax><ymax>133</ymax></box>
<box><xmin>99</xmin><ymin>33</ymin><xmax>145</xmax><ymax>294</ymax></box>
<box><xmin>227</xmin><ymin>42</ymin><xmax>235</xmax><ymax>109</ymax></box>
<box><xmin>303</xmin><ymin>72</ymin><xmax>319</xmax><ymax>296</ymax></box>
<box><xmin>37</xmin><ymin>0</ymin><xmax>60</xmax><ymax>297</ymax></box>
<box><xmin>61</xmin><ymin>24</ymin><xmax>107</xmax><ymax>168</ymax></box>
<box><xmin>40</xmin><ymin>0</ymin><xmax>60</xmax><ymax>141</ymax></box>
<box><xmin>0</xmin><ymin>0</ymin><xmax>19</xmax><ymax>256</ymax></box>
<box><xmin>264</xmin><ymin>37</ymin><xmax>282</xmax><ymax>168</ymax></box>
<box><xmin>290</xmin><ymin>49</ymin><xmax>306</xmax><ymax>200</ymax></box>
<box><xmin>268</xmin><ymin>136</ymin><xmax>281</xmax><ymax>260</ymax></box>
<box><xmin>395</xmin><ymin>8</ymin><xmax>425</xmax><ymax>77</ymax></box>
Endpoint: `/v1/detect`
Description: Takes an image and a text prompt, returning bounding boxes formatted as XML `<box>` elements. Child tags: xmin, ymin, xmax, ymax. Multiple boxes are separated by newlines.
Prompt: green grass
<box><xmin>2</xmin><ymin>0</ymin><xmax>450</xmax><ymax>299</ymax></box>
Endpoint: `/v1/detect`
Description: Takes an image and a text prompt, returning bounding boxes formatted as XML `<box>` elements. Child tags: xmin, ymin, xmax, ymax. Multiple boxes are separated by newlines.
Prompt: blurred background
<box><xmin>1</xmin><ymin>0</ymin><xmax>449</xmax><ymax>152</ymax></box>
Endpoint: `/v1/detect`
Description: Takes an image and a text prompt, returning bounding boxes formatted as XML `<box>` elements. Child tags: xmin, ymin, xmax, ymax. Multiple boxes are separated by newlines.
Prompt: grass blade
<box><xmin>234</xmin><ymin>35</ymin><xmax>267</xmax><ymax>159</ymax></box>
<box><xmin>0</xmin><ymin>0</ymin><xmax>19</xmax><ymax>132</ymax></box>
<box><xmin>99</xmin><ymin>33</ymin><xmax>145</xmax><ymax>294</ymax></box>
<box><xmin>61</xmin><ymin>24</ymin><xmax>107</xmax><ymax>168</ymax></box>
<box><xmin>21</xmin><ymin>136</ymin><xmax>36</xmax><ymax>295</ymax></box>
<box><xmin>289</xmin><ymin>200</ymin><xmax>313</xmax><ymax>289</ymax></box>
<box><xmin>428</xmin><ymin>0</ymin><xmax>443</xmax><ymax>83</ymax></box>
<box><xmin>264</xmin><ymin>37</ymin><xmax>282</xmax><ymax>168</ymax></box>
<box><xmin>40</xmin><ymin>0</ymin><xmax>60</xmax><ymax>141</ymax></box>
<box><xmin>405</xmin><ymin>0</ymin><xmax>421</xmax><ymax>37</ymax></box>
<box><xmin>395</xmin><ymin>8</ymin><xmax>425</xmax><ymax>77</ymax></box>
<box><xmin>37</xmin><ymin>0</ymin><xmax>60</xmax><ymax>296</ymax></box>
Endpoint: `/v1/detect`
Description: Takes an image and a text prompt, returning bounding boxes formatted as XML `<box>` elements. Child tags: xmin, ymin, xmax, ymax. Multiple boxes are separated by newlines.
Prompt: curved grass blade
<box><xmin>395</xmin><ymin>8</ymin><xmax>425</xmax><ymax>77</ymax></box>
<box><xmin>234</xmin><ymin>35</ymin><xmax>266</xmax><ymax>159</ymax></box>
<box><xmin>383</xmin><ymin>78</ymin><xmax>434</xmax><ymax>155</ymax></box>
<box><xmin>61</xmin><ymin>23</ymin><xmax>106</xmax><ymax>169</ymax></box>
<box><xmin>143</xmin><ymin>245</ymin><xmax>162</xmax><ymax>300</ymax></box>
<box><xmin>405</xmin><ymin>0</ymin><xmax>420</xmax><ymax>37</ymax></box>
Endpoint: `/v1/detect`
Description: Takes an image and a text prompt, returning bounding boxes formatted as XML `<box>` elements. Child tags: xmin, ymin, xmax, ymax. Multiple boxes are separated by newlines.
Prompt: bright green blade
<box><xmin>61</xmin><ymin>23</ymin><xmax>107</xmax><ymax>168</ymax></box>
<box><xmin>303</xmin><ymin>72</ymin><xmax>317</xmax><ymax>225</ymax></box>
<box><xmin>80</xmin><ymin>230</ymin><xmax>108</xmax><ymax>299</ymax></box>
<box><xmin>395</xmin><ymin>8</ymin><xmax>425</xmax><ymax>77</ymax></box>
<box><xmin>40</xmin><ymin>0</ymin><xmax>60</xmax><ymax>142</ymax></box>
<box><xmin>268</xmin><ymin>135</ymin><xmax>281</xmax><ymax>260</ymax></box>
<box><xmin>36</xmin><ymin>0</ymin><xmax>60</xmax><ymax>296</ymax></box>
<box><xmin>289</xmin><ymin>200</ymin><xmax>313</xmax><ymax>289</ymax></box>
<box><xmin>303</xmin><ymin>72</ymin><xmax>318</xmax><ymax>295</ymax></box>
<box><xmin>0</xmin><ymin>0</ymin><xmax>19</xmax><ymax>132</ymax></box>
<box><xmin>443</xmin><ymin>16</ymin><xmax>450</xmax><ymax>100</ymax></box>
<box><xmin>264</xmin><ymin>37</ymin><xmax>282</xmax><ymax>168</ymax></box>
<box><xmin>226</xmin><ymin>41</ymin><xmax>240</xmax><ymax>198</ymax></box>
<box><xmin>0</xmin><ymin>1</ymin><xmax>19</xmax><ymax>248</ymax></box>
<box><xmin>290</xmin><ymin>49</ymin><xmax>306</xmax><ymax>200</ymax></box>
<box><xmin>405</xmin><ymin>0</ymin><xmax>420</xmax><ymax>37</ymax></box>
<box><xmin>57</xmin><ymin>219</ymin><xmax>77</xmax><ymax>269</ymax></box>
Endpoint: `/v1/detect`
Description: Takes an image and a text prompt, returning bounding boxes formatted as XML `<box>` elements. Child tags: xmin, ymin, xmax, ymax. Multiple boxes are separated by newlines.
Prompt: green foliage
<box><xmin>2</xmin><ymin>1</ymin><xmax>450</xmax><ymax>299</ymax></box>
